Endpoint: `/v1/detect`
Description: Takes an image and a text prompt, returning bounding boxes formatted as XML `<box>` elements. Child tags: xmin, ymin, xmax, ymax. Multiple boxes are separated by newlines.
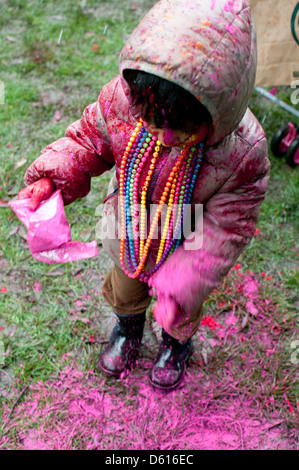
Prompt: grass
<box><xmin>0</xmin><ymin>0</ymin><xmax>298</xmax><ymax>450</ymax></box>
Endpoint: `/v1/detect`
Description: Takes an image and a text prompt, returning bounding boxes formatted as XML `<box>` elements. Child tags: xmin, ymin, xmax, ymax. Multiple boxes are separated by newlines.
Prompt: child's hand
<box><xmin>152</xmin><ymin>296</ymin><xmax>180</xmax><ymax>334</ymax></box>
<box><xmin>18</xmin><ymin>177</ymin><xmax>55</xmax><ymax>211</ymax></box>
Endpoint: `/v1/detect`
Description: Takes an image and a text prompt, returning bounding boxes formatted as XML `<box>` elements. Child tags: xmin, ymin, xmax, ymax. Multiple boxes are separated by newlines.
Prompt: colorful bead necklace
<box><xmin>119</xmin><ymin>118</ymin><xmax>204</xmax><ymax>282</ymax></box>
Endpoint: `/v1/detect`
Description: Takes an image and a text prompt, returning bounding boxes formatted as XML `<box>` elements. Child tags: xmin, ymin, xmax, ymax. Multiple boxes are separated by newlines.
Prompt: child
<box><xmin>18</xmin><ymin>0</ymin><xmax>270</xmax><ymax>391</ymax></box>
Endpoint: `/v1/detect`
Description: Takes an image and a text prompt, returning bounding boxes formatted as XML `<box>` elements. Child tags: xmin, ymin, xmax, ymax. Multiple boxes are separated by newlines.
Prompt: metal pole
<box><xmin>255</xmin><ymin>87</ymin><xmax>299</xmax><ymax>120</ymax></box>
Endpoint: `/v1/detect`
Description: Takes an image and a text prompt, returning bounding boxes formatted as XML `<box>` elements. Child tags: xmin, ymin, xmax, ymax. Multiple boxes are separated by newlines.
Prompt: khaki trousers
<box><xmin>102</xmin><ymin>264</ymin><xmax>203</xmax><ymax>341</ymax></box>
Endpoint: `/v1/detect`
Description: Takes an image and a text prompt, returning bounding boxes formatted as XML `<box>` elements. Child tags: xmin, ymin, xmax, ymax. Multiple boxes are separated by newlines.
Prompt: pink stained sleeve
<box><xmin>149</xmin><ymin>137</ymin><xmax>270</xmax><ymax>326</ymax></box>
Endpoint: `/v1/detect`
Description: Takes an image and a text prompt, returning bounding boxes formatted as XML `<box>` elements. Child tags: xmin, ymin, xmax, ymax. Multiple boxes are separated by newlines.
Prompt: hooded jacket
<box><xmin>24</xmin><ymin>0</ymin><xmax>270</xmax><ymax>334</ymax></box>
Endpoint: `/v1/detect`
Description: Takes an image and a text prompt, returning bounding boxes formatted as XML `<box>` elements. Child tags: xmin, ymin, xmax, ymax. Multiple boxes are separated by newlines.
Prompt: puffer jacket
<box><xmin>24</xmin><ymin>0</ymin><xmax>270</xmax><ymax>320</ymax></box>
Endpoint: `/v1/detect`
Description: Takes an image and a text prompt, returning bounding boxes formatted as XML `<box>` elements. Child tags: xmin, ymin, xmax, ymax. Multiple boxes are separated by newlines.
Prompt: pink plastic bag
<box><xmin>9</xmin><ymin>190</ymin><xmax>99</xmax><ymax>263</ymax></box>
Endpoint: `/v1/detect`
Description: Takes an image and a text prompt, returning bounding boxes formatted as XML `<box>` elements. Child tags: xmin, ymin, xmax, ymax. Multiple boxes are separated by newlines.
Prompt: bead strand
<box><xmin>132</xmin><ymin>133</ymin><xmax>155</xmax><ymax>263</ymax></box>
<box><xmin>119</xmin><ymin>119</ymin><xmax>205</xmax><ymax>280</ymax></box>
<box><xmin>139</xmin><ymin>138</ymin><xmax>161</xmax><ymax>261</ymax></box>
<box><xmin>127</xmin><ymin>128</ymin><xmax>148</xmax><ymax>269</ymax></box>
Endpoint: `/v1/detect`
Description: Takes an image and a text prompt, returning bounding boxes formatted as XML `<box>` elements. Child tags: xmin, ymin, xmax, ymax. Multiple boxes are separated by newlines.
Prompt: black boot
<box><xmin>98</xmin><ymin>311</ymin><xmax>145</xmax><ymax>378</ymax></box>
<box><xmin>149</xmin><ymin>330</ymin><xmax>193</xmax><ymax>391</ymax></box>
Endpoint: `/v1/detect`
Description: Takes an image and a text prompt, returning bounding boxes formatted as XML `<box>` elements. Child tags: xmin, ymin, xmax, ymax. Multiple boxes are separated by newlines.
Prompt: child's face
<box><xmin>143</xmin><ymin>121</ymin><xmax>209</xmax><ymax>147</ymax></box>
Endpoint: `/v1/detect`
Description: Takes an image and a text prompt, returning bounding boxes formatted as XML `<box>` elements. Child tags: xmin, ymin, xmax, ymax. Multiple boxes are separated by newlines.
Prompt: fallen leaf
<box><xmin>14</xmin><ymin>157</ymin><xmax>27</xmax><ymax>169</ymax></box>
<box><xmin>6</xmin><ymin>35</ymin><xmax>19</xmax><ymax>43</ymax></box>
<box><xmin>8</xmin><ymin>226</ymin><xmax>20</xmax><ymax>237</ymax></box>
<box><xmin>45</xmin><ymin>269</ymin><xmax>65</xmax><ymax>276</ymax></box>
<box><xmin>18</xmin><ymin>226</ymin><xmax>28</xmax><ymax>240</ymax></box>
<box><xmin>241</xmin><ymin>312</ymin><xmax>249</xmax><ymax>329</ymax></box>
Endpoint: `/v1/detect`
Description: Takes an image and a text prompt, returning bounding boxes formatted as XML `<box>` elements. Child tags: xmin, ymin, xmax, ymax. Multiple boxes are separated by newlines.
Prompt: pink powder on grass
<box><xmin>0</xmin><ymin>365</ymin><xmax>294</xmax><ymax>450</ymax></box>
<box><xmin>242</xmin><ymin>276</ymin><xmax>259</xmax><ymax>298</ymax></box>
<box><xmin>242</xmin><ymin>275</ymin><xmax>260</xmax><ymax>316</ymax></box>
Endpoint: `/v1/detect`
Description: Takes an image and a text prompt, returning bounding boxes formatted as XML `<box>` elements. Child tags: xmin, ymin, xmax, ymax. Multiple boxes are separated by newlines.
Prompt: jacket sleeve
<box><xmin>24</xmin><ymin>83</ymin><xmax>116</xmax><ymax>205</ymax></box>
<box><xmin>149</xmin><ymin>137</ymin><xmax>270</xmax><ymax>321</ymax></box>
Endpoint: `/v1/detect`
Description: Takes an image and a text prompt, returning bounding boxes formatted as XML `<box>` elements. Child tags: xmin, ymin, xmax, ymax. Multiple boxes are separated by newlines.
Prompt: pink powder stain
<box><xmin>225</xmin><ymin>311</ymin><xmax>238</xmax><ymax>326</ymax></box>
<box><xmin>224</xmin><ymin>0</ymin><xmax>234</xmax><ymax>12</ymax></box>
<box><xmin>162</xmin><ymin>129</ymin><xmax>178</xmax><ymax>147</ymax></box>
<box><xmin>0</xmin><ymin>260</ymin><xmax>294</xmax><ymax>450</ymax></box>
<box><xmin>22</xmin><ymin>433</ymin><xmax>51</xmax><ymax>450</ymax></box>
<box><xmin>210</xmin><ymin>73</ymin><xmax>221</xmax><ymax>87</ymax></box>
<box><xmin>225</xmin><ymin>24</ymin><xmax>235</xmax><ymax>36</ymax></box>
<box><xmin>239</xmin><ymin>275</ymin><xmax>260</xmax><ymax>316</ymax></box>
<box><xmin>242</xmin><ymin>275</ymin><xmax>259</xmax><ymax>298</ymax></box>
<box><xmin>152</xmin><ymin>296</ymin><xmax>178</xmax><ymax>333</ymax></box>
<box><xmin>225</xmin><ymin>23</ymin><xmax>240</xmax><ymax>40</ymax></box>
<box><xmin>245</xmin><ymin>300</ymin><xmax>258</xmax><ymax>316</ymax></box>
<box><xmin>0</xmin><ymin>365</ymin><xmax>293</xmax><ymax>450</ymax></box>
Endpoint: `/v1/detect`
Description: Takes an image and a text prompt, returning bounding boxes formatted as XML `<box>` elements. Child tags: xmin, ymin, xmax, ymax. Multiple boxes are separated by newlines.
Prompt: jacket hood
<box><xmin>119</xmin><ymin>0</ymin><xmax>257</xmax><ymax>146</ymax></box>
